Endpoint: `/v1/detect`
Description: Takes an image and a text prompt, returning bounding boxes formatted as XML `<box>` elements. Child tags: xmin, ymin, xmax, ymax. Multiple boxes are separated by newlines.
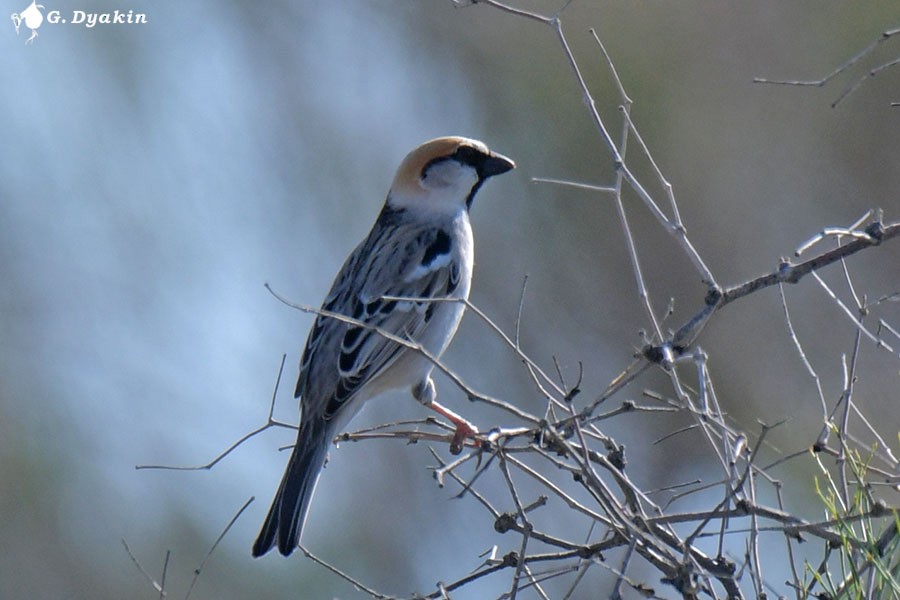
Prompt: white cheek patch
<box><xmin>424</xmin><ymin>160</ymin><xmax>463</xmax><ymax>188</ymax></box>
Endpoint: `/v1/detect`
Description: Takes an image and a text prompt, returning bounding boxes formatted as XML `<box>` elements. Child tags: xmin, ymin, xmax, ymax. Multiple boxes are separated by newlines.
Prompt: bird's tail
<box><xmin>252</xmin><ymin>421</ymin><xmax>329</xmax><ymax>557</ymax></box>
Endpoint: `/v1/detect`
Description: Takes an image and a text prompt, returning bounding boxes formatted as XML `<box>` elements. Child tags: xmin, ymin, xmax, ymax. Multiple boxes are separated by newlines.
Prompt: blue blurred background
<box><xmin>2</xmin><ymin>1</ymin><xmax>899</xmax><ymax>598</ymax></box>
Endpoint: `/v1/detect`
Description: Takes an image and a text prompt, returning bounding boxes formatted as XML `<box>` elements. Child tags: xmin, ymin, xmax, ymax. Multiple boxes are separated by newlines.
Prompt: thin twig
<box><xmin>753</xmin><ymin>26</ymin><xmax>900</xmax><ymax>107</ymax></box>
<box><xmin>122</xmin><ymin>539</ymin><xmax>167</xmax><ymax>597</ymax></box>
<box><xmin>185</xmin><ymin>497</ymin><xmax>255</xmax><ymax>600</ymax></box>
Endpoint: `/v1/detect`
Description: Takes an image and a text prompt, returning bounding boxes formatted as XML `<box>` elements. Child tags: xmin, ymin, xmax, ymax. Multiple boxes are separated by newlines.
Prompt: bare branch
<box><xmin>753</xmin><ymin>26</ymin><xmax>900</xmax><ymax>107</ymax></box>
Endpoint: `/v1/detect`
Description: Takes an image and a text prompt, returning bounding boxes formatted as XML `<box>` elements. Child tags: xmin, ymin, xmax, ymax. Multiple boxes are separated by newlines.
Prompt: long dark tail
<box><xmin>252</xmin><ymin>422</ymin><xmax>329</xmax><ymax>557</ymax></box>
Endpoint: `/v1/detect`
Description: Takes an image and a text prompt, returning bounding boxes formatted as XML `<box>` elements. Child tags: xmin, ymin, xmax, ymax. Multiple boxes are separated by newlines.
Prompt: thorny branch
<box><xmin>225</xmin><ymin>206</ymin><xmax>897</xmax><ymax>600</ymax></box>
<box><xmin>669</xmin><ymin>218</ymin><xmax>900</xmax><ymax>352</ymax></box>
<box><xmin>276</xmin><ymin>2</ymin><xmax>898</xmax><ymax>597</ymax></box>
<box><xmin>133</xmin><ymin>3</ymin><xmax>900</xmax><ymax>599</ymax></box>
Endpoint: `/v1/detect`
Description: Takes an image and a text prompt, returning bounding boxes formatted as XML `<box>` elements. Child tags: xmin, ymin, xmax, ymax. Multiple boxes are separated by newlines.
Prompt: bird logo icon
<box><xmin>11</xmin><ymin>0</ymin><xmax>44</xmax><ymax>44</ymax></box>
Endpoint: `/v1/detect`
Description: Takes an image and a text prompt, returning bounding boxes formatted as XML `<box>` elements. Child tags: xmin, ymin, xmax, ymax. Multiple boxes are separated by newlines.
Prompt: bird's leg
<box><xmin>413</xmin><ymin>377</ymin><xmax>479</xmax><ymax>455</ymax></box>
<box><xmin>431</xmin><ymin>402</ymin><xmax>479</xmax><ymax>455</ymax></box>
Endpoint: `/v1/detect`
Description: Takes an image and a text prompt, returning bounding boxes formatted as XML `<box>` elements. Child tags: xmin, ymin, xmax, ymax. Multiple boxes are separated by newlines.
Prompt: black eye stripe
<box><xmin>453</xmin><ymin>145</ymin><xmax>482</xmax><ymax>166</ymax></box>
<box><xmin>421</xmin><ymin>145</ymin><xmax>486</xmax><ymax>179</ymax></box>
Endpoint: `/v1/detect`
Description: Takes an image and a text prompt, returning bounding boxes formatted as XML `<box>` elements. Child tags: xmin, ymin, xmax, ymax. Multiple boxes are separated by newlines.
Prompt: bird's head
<box><xmin>388</xmin><ymin>136</ymin><xmax>515</xmax><ymax>212</ymax></box>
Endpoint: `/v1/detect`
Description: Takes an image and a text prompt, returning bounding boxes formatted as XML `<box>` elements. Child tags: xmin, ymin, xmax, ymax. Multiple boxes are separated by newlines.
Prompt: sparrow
<box><xmin>253</xmin><ymin>136</ymin><xmax>515</xmax><ymax>557</ymax></box>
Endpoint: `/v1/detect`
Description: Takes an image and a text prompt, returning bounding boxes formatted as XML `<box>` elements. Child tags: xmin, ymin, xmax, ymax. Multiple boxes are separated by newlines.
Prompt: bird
<box><xmin>252</xmin><ymin>136</ymin><xmax>515</xmax><ymax>558</ymax></box>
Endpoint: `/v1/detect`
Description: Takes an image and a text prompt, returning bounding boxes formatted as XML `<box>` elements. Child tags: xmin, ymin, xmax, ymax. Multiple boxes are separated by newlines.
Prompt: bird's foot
<box><xmin>449</xmin><ymin>419</ymin><xmax>479</xmax><ymax>455</ymax></box>
<box><xmin>427</xmin><ymin>400</ymin><xmax>479</xmax><ymax>455</ymax></box>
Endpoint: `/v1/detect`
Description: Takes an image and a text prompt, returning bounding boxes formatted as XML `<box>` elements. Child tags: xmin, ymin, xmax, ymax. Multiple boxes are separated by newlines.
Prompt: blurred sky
<box><xmin>2</xmin><ymin>1</ymin><xmax>900</xmax><ymax>598</ymax></box>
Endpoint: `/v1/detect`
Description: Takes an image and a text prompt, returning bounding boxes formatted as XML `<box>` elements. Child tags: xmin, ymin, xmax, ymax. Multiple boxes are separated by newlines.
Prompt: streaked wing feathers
<box><xmin>295</xmin><ymin>209</ymin><xmax>460</xmax><ymax>422</ymax></box>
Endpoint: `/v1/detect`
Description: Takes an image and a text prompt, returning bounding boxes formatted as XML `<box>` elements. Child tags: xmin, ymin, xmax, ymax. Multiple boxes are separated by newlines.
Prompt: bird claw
<box><xmin>424</xmin><ymin>398</ymin><xmax>479</xmax><ymax>455</ymax></box>
<box><xmin>449</xmin><ymin>420</ymin><xmax>479</xmax><ymax>455</ymax></box>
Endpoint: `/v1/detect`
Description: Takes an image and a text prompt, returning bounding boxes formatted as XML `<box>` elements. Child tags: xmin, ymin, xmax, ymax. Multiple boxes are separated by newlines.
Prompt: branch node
<box><xmin>777</xmin><ymin>258</ymin><xmax>800</xmax><ymax>284</ymax></box>
<box><xmin>865</xmin><ymin>219</ymin><xmax>885</xmax><ymax>242</ymax></box>
<box><xmin>642</xmin><ymin>342</ymin><xmax>679</xmax><ymax>369</ymax></box>
<box><xmin>704</xmin><ymin>285</ymin><xmax>723</xmax><ymax>307</ymax></box>
<box><xmin>494</xmin><ymin>512</ymin><xmax>517</xmax><ymax>533</ymax></box>
<box><xmin>608</xmin><ymin>443</ymin><xmax>627</xmax><ymax>471</ymax></box>
<box><xmin>578</xmin><ymin>543</ymin><xmax>604</xmax><ymax>560</ymax></box>
<box><xmin>713</xmin><ymin>556</ymin><xmax>737</xmax><ymax>577</ymax></box>
<box><xmin>661</xmin><ymin>562</ymin><xmax>701</xmax><ymax>596</ymax></box>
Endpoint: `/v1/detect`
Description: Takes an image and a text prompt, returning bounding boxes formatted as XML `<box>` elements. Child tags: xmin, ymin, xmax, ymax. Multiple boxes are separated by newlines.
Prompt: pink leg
<box><xmin>428</xmin><ymin>401</ymin><xmax>479</xmax><ymax>454</ymax></box>
<box><xmin>413</xmin><ymin>378</ymin><xmax>479</xmax><ymax>454</ymax></box>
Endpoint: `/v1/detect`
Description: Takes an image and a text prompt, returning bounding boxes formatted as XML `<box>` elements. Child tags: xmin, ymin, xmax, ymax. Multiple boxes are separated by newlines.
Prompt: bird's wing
<box><xmin>296</xmin><ymin>213</ymin><xmax>462</xmax><ymax>422</ymax></box>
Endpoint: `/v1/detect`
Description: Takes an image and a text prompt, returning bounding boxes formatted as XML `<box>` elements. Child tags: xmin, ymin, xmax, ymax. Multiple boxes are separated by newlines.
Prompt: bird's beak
<box><xmin>479</xmin><ymin>152</ymin><xmax>516</xmax><ymax>179</ymax></box>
